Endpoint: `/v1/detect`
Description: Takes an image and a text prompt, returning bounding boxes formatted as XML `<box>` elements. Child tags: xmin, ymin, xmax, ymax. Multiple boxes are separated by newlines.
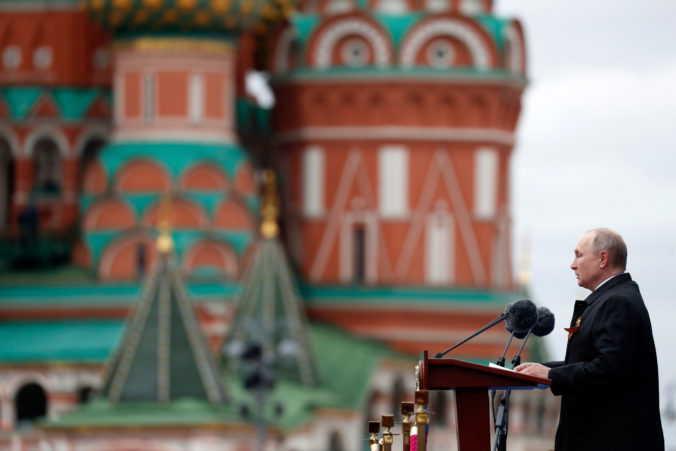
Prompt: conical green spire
<box><xmin>226</xmin><ymin>237</ymin><xmax>319</xmax><ymax>386</ymax></box>
<box><xmin>101</xmin><ymin>252</ymin><xmax>227</xmax><ymax>404</ymax></box>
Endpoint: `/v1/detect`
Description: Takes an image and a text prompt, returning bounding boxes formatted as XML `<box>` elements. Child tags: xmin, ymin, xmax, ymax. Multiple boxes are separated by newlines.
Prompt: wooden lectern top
<box><xmin>417</xmin><ymin>350</ymin><xmax>551</xmax><ymax>391</ymax></box>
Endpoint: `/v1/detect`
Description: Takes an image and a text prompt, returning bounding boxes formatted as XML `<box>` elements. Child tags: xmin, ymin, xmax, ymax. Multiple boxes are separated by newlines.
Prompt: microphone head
<box><xmin>532</xmin><ymin>306</ymin><xmax>555</xmax><ymax>337</ymax></box>
<box><xmin>505</xmin><ymin>299</ymin><xmax>537</xmax><ymax>336</ymax></box>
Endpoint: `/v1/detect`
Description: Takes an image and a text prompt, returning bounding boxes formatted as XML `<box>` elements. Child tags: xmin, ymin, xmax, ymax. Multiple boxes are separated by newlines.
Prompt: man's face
<box><xmin>570</xmin><ymin>232</ymin><xmax>603</xmax><ymax>291</ymax></box>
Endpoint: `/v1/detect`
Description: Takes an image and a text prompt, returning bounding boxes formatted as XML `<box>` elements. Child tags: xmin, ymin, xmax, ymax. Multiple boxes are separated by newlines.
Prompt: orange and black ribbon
<box><xmin>565</xmin><ymin>316</ymin><xmax>582</xmax><ymax>339</ymax></box>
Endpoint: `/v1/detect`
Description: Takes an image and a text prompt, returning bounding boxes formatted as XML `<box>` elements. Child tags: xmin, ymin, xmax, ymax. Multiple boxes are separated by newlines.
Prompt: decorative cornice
<box><xmin>0</xmin><ymin>1</ymin><xmax>78</xmax><ymax>11</ymax></box>
<box><xmin>270</xmin><ymin>68</ymin><xmax>528</xmax><ymax>87</ymax></box>
<box><xmin>275</xmin><ymin>126</ymin><xmax>515</xmax><ymax>146</ymax></box>
<box><xmin>113</xmin><ymin>36</ymin><xmax>235</xmax><ymax>54</ymax></box>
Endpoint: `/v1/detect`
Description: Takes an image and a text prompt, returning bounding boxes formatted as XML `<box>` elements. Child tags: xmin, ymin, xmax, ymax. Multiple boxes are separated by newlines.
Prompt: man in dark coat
<box><xmin>516</xmin><ymin>228</ymin><xmax>664</xmax><ymax>451</ymax></box>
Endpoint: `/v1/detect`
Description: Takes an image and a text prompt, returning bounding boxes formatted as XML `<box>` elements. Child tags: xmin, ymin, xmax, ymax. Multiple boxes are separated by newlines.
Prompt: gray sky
<box><xmin>496</xmin><ymin>0</ymin><xmax>676</xmax><ymax>441</ymax></box>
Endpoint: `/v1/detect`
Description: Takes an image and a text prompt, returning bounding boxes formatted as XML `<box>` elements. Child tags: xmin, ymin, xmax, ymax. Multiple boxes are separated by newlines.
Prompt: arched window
<box><xmin>78</xmin><ymin>138</ymin><xmax>106</xmax><ymax>193</ymax></box>
<box><xmin>327</xmin><ymin>430</ymin><xmax>344</xmax><ymax>451</ymax></box>
<box><xmin>33</xmin><ymin>138</ymin><xmax>61</xmax><ymax>195</ymax></box>
<box><xmin>78</xmin><ymin>386</ymin><xmax>94</xmax><ymax>404</ymax></box>
<box><xmin>15</xmin><ymin>382</ymin><xmax>48</xmax><ymax>427</ymax></box>
<box><xmin>0</xmin><ymin>137</ymin><xmax>14</xmax><ymax>232</ymax></box>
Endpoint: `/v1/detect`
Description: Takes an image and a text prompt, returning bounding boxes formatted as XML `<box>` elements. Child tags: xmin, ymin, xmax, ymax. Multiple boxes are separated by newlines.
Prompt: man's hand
<box><xmin>514</xmin><ymin>362</ymin><xmax>551</xmax><ymax>379</ymax></box>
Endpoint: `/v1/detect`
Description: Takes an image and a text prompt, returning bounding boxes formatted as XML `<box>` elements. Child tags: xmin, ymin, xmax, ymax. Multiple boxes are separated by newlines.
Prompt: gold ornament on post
<box><xmin>260</xmin><ymin>169</ymin><xmax>279</xmax><ymax>239</ymax></box>
<box><xmin>156</xmin><ymin>194</ymin><xmax>175</xmax><ymax>254</ymax></box>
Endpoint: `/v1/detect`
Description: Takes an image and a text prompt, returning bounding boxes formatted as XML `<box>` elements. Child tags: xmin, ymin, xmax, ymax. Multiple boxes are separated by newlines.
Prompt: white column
<box><xmin>302</xmin><ymin>147</ymin><xmax>324</xmax><ymax>217</ymax></box>
<box><xmin>474</xmin><ymin>147</ymin><xmax>497</xmax><ymax>219</ymax></box>
<box><xmin>378</xmin><ymin>146</ymin><xmax>408</xmax><ymax>218</ymax></box>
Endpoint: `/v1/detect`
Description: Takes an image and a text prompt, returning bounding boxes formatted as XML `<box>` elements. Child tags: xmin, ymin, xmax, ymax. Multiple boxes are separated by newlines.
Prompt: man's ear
<box><xmin>599</xmin><ymin>250</ymin><xmax>609</xmax><ymax>268</ymax></box>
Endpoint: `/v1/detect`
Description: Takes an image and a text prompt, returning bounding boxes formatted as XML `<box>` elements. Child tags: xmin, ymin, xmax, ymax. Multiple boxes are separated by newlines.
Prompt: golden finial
<box><xmin>260</xmin><ymin>169</ymin><xmax>279</xmax><ymax>239</ymax></box>
<box><xmin>517</xmin><ymin>234</ymin><xmax>531</xmax><ymax>287</ymax></box>
<box><xmin>156</xmin><ymin>194</ymin><xmax>174</xmax><ymax>254</ymax></box>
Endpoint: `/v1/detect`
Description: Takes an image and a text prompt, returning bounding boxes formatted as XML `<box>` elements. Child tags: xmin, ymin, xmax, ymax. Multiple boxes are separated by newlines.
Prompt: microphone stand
<box><xmin>435</xmin><ymin>314</ymin><xmax>505</xmax><ymax>358</ymax></box>
<box><xmin>511</xmin><ymin>330</ymin><xmax>532</xmax><ymax>368</ymax></box>
<box><xmin>492</xmin><ymin>329</ymin><xmax>532</xmax><ymax>451</ymax></box>
<box><xmin>493</xmin><ymin>391</ymin><xmax>510</xmax><ymax>451</ymax></box>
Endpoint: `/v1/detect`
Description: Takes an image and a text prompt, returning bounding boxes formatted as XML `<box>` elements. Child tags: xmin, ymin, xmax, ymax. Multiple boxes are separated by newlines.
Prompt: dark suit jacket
<box><xmin>544</xmin><ymin>273</ymin><xmax>664</xmax><ymax>451</ymax></box>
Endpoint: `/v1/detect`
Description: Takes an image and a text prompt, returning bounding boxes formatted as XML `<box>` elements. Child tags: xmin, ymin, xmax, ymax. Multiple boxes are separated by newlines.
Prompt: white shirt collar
<box><xmin>593</xmin><ymin>272</ymin><xmax>624</xmax><ymax>291</ymax></box>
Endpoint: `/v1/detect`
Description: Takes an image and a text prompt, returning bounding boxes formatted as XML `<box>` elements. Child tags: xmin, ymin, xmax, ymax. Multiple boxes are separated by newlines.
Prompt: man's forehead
<box><xmin>576</xmin><ymin>233</ymin><xmax>594</xmax><ymax>251</ymax></box>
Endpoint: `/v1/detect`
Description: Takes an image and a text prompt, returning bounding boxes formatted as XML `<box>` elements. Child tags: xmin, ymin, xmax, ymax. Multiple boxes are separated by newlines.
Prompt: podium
<box><xmin>417</xmin><ymin>351</ymin><xmax>550</xmax><ymax>451</ymax></box>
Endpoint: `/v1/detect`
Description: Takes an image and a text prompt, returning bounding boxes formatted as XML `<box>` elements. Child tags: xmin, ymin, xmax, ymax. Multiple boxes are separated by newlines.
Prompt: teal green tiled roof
<box><xmin>1</xmin><ymin>87</ymin><xmax>43</xmax><ymax>120</ymax></box>
<box><xmin>51</xmin><ymin>89</ymin><xmax>102</xmax><ymax>121</ymax></box>
<box><xmin>0</xmin><ymin>320</ymin><xmax>125</xmax><ymax>364</ymax></box>
<box><xmin>300</xmin><ymin>283</ymin><xmax>519</xmax><ymax>307</ymax></box>
<box><xmin>16</xmin><ymin>320</ymin><xmax>408</xmax><ymax>430</ymax></box>
<box><xmin>0</xmin><ymin>87</ymin><xmax>109</xmax><ymax>122</ymax></box>
<box><xmin>0</xmin><ymin>280</ymin><xmax>240</xmax><ymax>307</ymax></box>
<box><xmin>98</xmin><ymin>141</ymin><xmax>249</xmax><ymax>181</ymax></box>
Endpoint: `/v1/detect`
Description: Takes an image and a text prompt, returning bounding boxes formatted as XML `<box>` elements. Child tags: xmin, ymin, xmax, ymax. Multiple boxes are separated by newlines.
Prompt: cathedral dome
<box><xmin>83</xmin><ymin>0</ymin><xmax>295</xmax><ymax>34</ymax></box>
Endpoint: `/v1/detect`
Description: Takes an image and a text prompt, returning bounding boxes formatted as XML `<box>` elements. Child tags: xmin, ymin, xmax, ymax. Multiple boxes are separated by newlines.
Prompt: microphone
<box><xmin>435</xmin><ymin>299</ymin><xmax>536</xmax><ymax>359</ymax></box>
<box><xmin>496</xmin><ymin>299</ymin><xmax>537</xmax><ymax>366</ymax></box>
<box><xmin>511</xmin><ymin>306</ymin><xmax>555</xmax><ymax>368</ymax></box>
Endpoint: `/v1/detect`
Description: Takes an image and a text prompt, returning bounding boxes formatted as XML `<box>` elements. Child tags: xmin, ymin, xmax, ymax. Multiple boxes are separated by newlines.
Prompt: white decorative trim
<box><xmin>274</xmin><ymin>27</ymin><xmax>297</xmax><ymax>74</ymax></box>
<box><xmin>114</xmin><ymin>72</ymin><xmax>124</xmax><ymax>127</ymax></box>
<box><xmin>426</xmin><ymin>0</ymin><xmax>449</xmax><ymax>12</ymax></box>
<box><xmin>113</xmin><ymin>129</ymin><xmax>237</xmax><ymax>144</ymax></box>
<box><xmin>23</xmin><ymin>124</ymin><xmax>70</xmax><ymax>157</ymax></box>
<box><xmin>310</xmin><ymin>151</ymin><xmax>361</xmax><ymax>280</ymax></box>
<box><xmin>503</xmin><ymin>24</ymin><xmax>524</xmax><ymax>74</ymax></box>
<box><xmin>459</xmin><ymin>0</ymin><xmax>484</xmax><ymax>14</ymax></box>
<box><xmin>302</xmin><ymin>146</ymin><xmax>325</xmax><ymax>218</ymax></box>
<box><xmin>436</xmin><ymin>150</ymin><xmax>486</xmax><ymax>283</ymax></box>
<box><xmin>188</xmin><ymin>72</ymin><xmax>204</xmax><ymax>124</ymax></box>
<box><xmin>32</xmin><ymin>46</ymin><xmax>53</xmax><ymax>69</ymax></box>
<box><xmin>425</xmin><ymin>208</ymin><xmax>454</xmax><ymax>284</ymax></box>
<box><xmin>400</xmin><ymin>19</ymin><xmax>491</xmax><ymax>69</ymax></box>
<box><xmin>325</xmin><ymin>0</ymin><xmax>355</xmax><ymax>14</ymax></box>
<box><xmin>85</xmin><ymin>440</ymin><xmax>175</xmax><ymax>451</ymax></box>
<box><xmin>314</xmin><ymin>19</ymin><xmax>391</xmax><ymax>68</ymax></box>
<box><xmin>2</xmin><ymin>46</ymin><xmax>21</xmax><ymax>70</ymax></box>
<box><xmin>7</xmin><ymin>372</ymin><xmax>51</xmax><ymax>397</ymax></box>
<box><xmin>376</xmin><ymin>0</ymin><xmax>408</xmax><ymax>14</ymax></box>
<box><xmin>276</xmin><ymin>126</ymin><xmax>514</xmax><ymax>146</ymax></box>
<box><xmin>0</xmin><ymin>124</ymin><xmax>21</xmax><ymax>158</ymax></box>
<box><xmin>474</xmin><ymin>147</ymin><xmax>498</xmax><ymax>219</ymax></box>
<box><xmin>393</xmin><ymin>149</ymin><xmax>486</xmax><ymax>284</ymax></box>
<box><xmin>143</xmin><ymin>72</ymin><xmax>155</xmax><ymax>124</ymax></box>
<box><xmin>378</xmin><ymin>145</ymin><xmax>408</xmax><ymax>218</ymax></box>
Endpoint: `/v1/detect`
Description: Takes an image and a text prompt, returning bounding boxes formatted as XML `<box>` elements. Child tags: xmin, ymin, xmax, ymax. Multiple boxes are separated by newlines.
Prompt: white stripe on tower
<box><xmin>309</xmin><ymin>151</ymin><xmax>362</xmax><ymax>280</ymax></box>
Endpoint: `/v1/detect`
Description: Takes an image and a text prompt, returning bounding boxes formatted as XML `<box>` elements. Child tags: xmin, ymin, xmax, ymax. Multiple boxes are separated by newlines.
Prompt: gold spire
<box><xmin>260</xmin><ymin>169</ymin><xmax>279</xmax><ymax>239</ymax></box>
<box><xmin>156</xmin><ymin>194</ymin><xmax>174</xmax><ymax>254</ymax></box>
<box><xmin>517</xmin><ymin>235</ymin><xmax>531</xmax><ymax>287</ymax></box>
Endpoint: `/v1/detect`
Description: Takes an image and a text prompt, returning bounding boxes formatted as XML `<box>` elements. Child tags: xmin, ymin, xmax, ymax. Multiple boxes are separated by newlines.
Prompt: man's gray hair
<box><xmin>589</xmin><ymin>228</ymin><xmax>627</xmax><ymax>270</ymax></box>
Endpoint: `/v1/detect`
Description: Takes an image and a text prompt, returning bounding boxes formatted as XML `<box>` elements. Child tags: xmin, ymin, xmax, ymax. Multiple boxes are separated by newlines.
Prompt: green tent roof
<box><xmin>101</xmin><ymin>253</ymin><xmax>227</xmax><ymax>403</ymax></box>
